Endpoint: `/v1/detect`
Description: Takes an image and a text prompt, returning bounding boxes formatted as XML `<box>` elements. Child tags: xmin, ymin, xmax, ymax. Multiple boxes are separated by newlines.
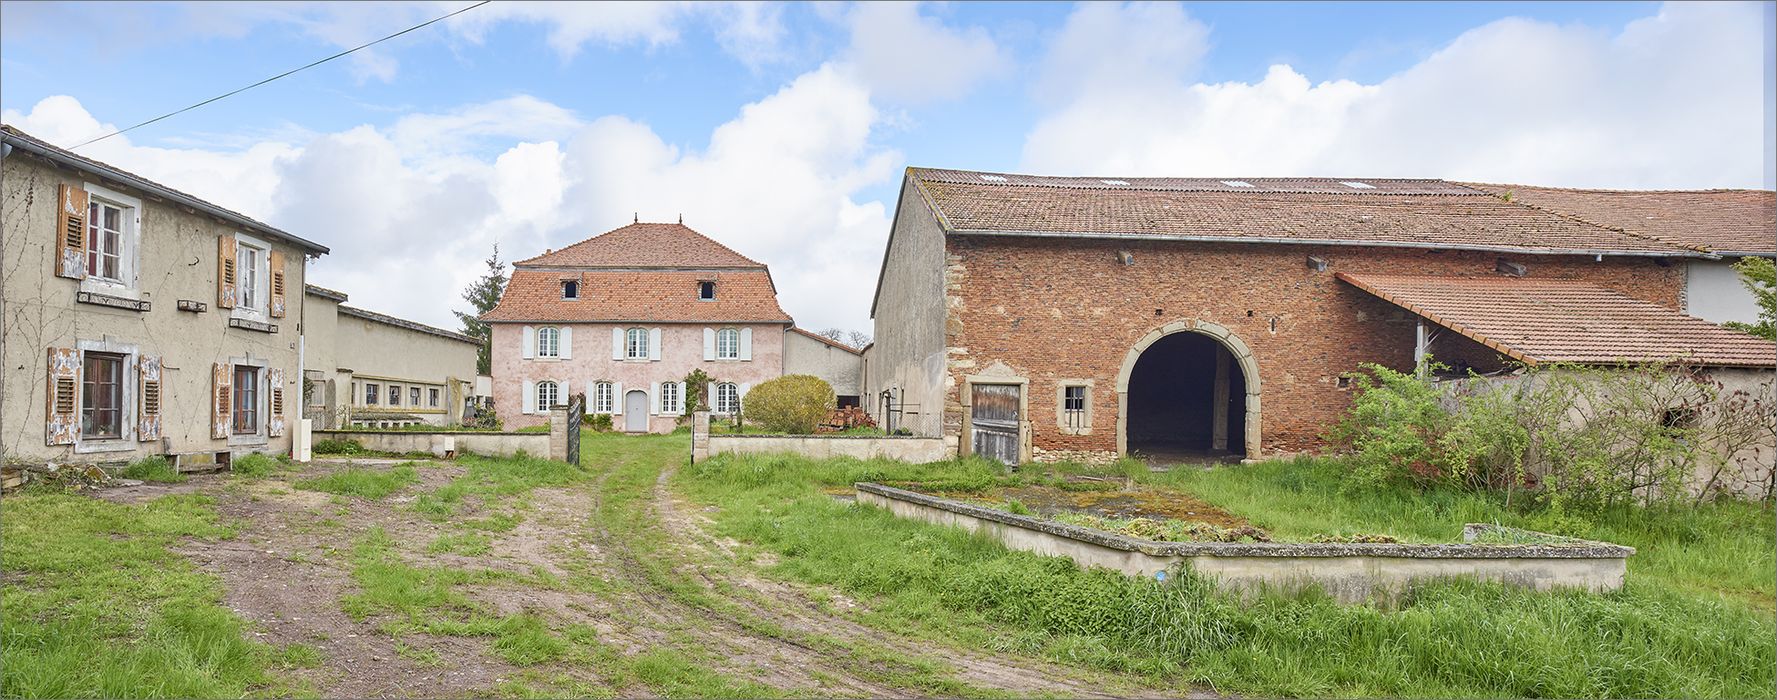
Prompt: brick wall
<box><xmin>941</xmin><ymin>236</ymin><xmax>1684</xmax><ymax>456</ymax></box>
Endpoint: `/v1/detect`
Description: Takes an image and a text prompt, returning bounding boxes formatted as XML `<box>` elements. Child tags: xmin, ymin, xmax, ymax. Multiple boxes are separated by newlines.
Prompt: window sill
<box><xmin>1057</xmin><ymin>427</ymin><xmax>1094</xmax><ymax>436</ymax></box>
<box><xmin>227</xmin><ymin>434</ymin><xmax>269</xmax><ymax>447</ymax></box>
<box><xmin>75</xmin><ymin>438</ymin><xmax>137</xmax><ymax>454</ymax></box>
<box><xmin>228</xmin><ymin>318</ymin><xmax>278</xmax><ymax>333</ymax></box>
<box><xmin>76</xmin><ymin>290</ymin><xmax>151</xmax><ymax>312</ymax></box>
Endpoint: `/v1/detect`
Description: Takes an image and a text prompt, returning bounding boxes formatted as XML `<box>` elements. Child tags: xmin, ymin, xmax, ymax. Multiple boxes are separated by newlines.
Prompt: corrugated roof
<box><xmin>482</xmin><ymin>268</ymin><xmax>791</xmax><ymax>323</ymax></box>
<box><xmin>517</xmin><ymin>222</ymin><xmax>764</xmax><ymax>268</ymax></box>
<box><xmin>1463</xmin><ymin>183</ymin><xmax>1776</xmax><ymax>256</ymax></box>
<box><xmin>1337</xmin><ymin>272</ymin><xmax>1776</xmax><ymax>367</ymax></box>
<box><xmin>908</xmin><ymin>168</ymin><xmax>1704</xmax><ymax>257</ymax></box>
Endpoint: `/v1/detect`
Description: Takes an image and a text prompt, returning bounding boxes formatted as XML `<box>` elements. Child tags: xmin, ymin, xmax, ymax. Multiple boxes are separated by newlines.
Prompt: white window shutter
<box><xmin>612</xmin><ymin>382</ymin><xmax>624</xmax><ymax>414</ymax></box>
<box><xmin>739</xmin><ymin>328</ymin><xmax>753</xmax><ymax>361</ymax></box>
<box><xmin>559</xmin><ymin>327</ymin><xmax>573</xmax><ymax>359</ymax></box>
<box><xmin>739</xmin><ymin>382</ymin><xmax>752</xmax><ymax>412</ymax></box>
<box><xmin>651</xmin><ymin>384</ymin><xmax>662</xmax><ymax>415</ymax></box>
<box><xmin>649</xmin><ymin>328</ymin><xmax>662</xmax><ymax>361</ymax></box>
<box><xmin>522</xmin><ymin>380</ymin><xmax>535</xmax><ymax>414</ymax></box>
<box><xmin>612</xmin><ymin>327</ymin><xmax>624</xmax><ymax>360</ymax></box>
<box><xmin>707</xmin><ymin>382</ymin><xmax>716</xmax><ymax>411</ymax></box>
<box><xmin>522</xmin><ymin>326</ymin><xmax>536</xmax><ymax>359</ymax></box>
<box><xmin>703</xmin><ymin>328</ymin><xmax>716</xmax><ymax>361</ymax></box>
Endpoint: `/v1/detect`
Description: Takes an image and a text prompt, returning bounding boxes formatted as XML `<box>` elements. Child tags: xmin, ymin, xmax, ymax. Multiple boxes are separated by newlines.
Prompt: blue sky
<box><xmin>2</xmin><ymin>1</ymin><xmax>1771</xmax><ymax>332</ymax></box>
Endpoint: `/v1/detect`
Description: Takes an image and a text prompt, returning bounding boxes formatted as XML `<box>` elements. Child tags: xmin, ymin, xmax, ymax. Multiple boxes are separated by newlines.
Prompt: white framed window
<box><xmin>388</xmin><ymin>385</ymin><xmax>401</xmax><ymax>406</ymax></box>
<box><xmin>1056</xmin><ymin>380</ymin><xmax>1094</xmax><ymax>435</ymax></box>
<box><xmin>428</xmin><ymin>388</ymin><xmax>440</xmax><ymax>407</ymax></box>
<box><xmin>715</xmin><ymin>382</ymin><xmax>740</xmax><ymax>414</ymax></box>
<box><xmin>410</xmin><ymin>387</ymin><xmax>421</xmax><ymax>406</ymax></box>
<box><xmin>594</xmin><ymin>382</ymin><xmax>614</xmax><ymax>413</ymax></box>
<box><xmin>537</xmin><ymin>326</ymin><xmax>561</xmax><ymax>358</ymax></box>
<box><xmin>232</xmin><ymin>232</ymin><xmax>272</xmax><ymax>319</ymax></box>
<box><xmin>365</xmin><ymin>382</ymin><xmax>379</xmax><ymax>405</ymax></box>
<box><xmin>660</xmin><ymin>382</ymin><xmax>681</xmax><ymax>414</ymax></box>
<box><xmin>536</xmin><ymin>380</ymin><xmax>559</xmax><ymax>413</ymax></box>
<box><xmin>626</xmin><ymin>328</ymin><xmax>649</xmax><ymax>359</ymax></box>
<box><xmin>716</xmin><ymin>328</ymin><xmax>739</xmax><ymax>360</ymax></box>
<box><xmin>82</xmin><ymin>184</ymin><xmax>140</xmax><ymax>293</ymax></box>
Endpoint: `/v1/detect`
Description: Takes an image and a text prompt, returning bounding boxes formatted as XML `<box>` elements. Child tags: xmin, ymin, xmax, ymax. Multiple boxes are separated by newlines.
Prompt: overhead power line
<box><xmin>68</xmin><ymin>0</ymin><xmax>492</xmax><ymax>151</ymax></box>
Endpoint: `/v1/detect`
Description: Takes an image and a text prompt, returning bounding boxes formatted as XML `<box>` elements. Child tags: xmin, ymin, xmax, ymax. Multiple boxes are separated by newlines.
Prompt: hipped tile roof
<box><xmin>1462</xmin><ymin>183</ymin><xmax>1776</xmax><ymax>255</ymax></box>
<box><xmin>517</xmin><ymin>222</ymin><xmax>763</xmax><ymax>268</ymax></box>
<box><xmin>482</xmin><ymin>269</ymin><xmax>790</xmax><ymax>323</ymax></box>
<box><xmin>1337</xmin><ymin>272</ymin><xmax>1776</xmax><ymax>368</ymax></box>
<box><xmin>909</xmin><ymin>168</ymin><xmax>1703</xmax><ymax>257</ymax></box>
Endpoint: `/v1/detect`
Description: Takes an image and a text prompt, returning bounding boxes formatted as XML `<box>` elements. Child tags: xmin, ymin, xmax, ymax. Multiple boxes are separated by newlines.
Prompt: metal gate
<box><xmin>970</xmin><ymin>383</ymin><xmax>1020</xmax><ymax>465</ymax></box>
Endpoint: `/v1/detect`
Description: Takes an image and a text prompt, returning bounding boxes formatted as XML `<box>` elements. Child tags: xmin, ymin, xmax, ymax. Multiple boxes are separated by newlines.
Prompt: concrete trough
<box><xmin>855</xmin><ymin>482</ymin><xmax>1634</xmax><ymax>603</ymax></box>
<box><xmin>312</xmin><ymin>429</ymin><xmax>550</xmax><ymax>460</ymax></box>
<box><xmin>707</xmin><ymin>434</ymin><xmax>952</xmax><ymax>462</ymax></box>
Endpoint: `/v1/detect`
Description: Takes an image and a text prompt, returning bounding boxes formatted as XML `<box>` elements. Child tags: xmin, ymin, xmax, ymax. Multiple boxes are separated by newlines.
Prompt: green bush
<box><xmin>585</xmin><ymin>414</ymin><xmax>613</xmax><ymax>432</ymax></box>
<box><xmin>313</xmin><ymin>438</ymin><xmax>363</xmax><ymax>455</ymax></box>
<box><xmin>741</xmin><ymin>375</ymin><xmax>834</xmax><ymax>434</ymax></box>
<box><xmin>120</xmin><ymin>456</ymin><xmax>184</xmax><ymax>483</ymax></box>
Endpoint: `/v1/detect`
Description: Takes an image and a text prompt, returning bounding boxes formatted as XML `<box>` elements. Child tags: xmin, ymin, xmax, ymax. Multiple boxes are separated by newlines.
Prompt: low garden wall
<box><xmin>312</xmin><ymin>430</ymin><xmax>550</xmax><ymax>460</ymax></box>
<box><xmin>706</xmin><ymin>434</ymin><xmax>952</xmax><ymax>462</ymax></box>
<box><xmin>856</xmin><ymin>483</ymin><xmax>1634</xmax><ymax>604</ymax></box>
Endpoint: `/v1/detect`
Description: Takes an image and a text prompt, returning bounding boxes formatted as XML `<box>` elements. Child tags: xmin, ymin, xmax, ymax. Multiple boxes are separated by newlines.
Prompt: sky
<box><xmin>3</xmin><ymin>1</ymin><xmax>1773</xmax><ymax>334</ymax></box>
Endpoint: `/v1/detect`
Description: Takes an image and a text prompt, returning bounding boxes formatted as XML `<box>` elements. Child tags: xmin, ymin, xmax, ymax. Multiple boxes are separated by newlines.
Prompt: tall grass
<box><xmin>676</xmin><ymin>451</ymin><xmax>1777</xmax><ymax>698</ymax></box>
<box><xmin>294</xmin><ymin>464</ymin><xmax>420</xmax><ymax>500</ymax></box>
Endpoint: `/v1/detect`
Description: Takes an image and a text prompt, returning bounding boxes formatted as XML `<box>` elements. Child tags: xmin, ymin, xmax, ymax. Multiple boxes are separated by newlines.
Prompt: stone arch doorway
<box><xmin>1116</xmin><ymin>320</ymin><xmax>1260</xmax><ymax>460</ymax></box>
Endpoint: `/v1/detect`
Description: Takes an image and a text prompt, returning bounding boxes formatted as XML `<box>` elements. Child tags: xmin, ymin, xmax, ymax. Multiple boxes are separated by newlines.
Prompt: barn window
<box><xmin>1057</xmin><ymin>381</ymin><xmax>1093</xmax><ymax>434</ymax></box>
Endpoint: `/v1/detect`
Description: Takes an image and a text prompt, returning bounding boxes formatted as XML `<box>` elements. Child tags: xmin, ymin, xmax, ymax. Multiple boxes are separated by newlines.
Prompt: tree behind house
<box><xmin>1724</xmin><ymin>257</ymin><xmax>1775</xmax><ymax>340</ymax></box>
<box><xmin>455</xmin><ymin>244</ymin><xmax>508</xmax><ymax>375</ymax></box>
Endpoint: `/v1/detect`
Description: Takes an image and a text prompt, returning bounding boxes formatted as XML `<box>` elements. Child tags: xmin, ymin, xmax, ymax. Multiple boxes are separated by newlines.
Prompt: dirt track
<box><xmin>98</xmin><ymin>450</ymin><xmax>1199</xmax><ymax>698</ymax></box>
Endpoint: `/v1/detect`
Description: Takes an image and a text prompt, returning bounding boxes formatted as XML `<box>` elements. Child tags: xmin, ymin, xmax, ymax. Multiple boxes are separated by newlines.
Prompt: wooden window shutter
<box><xmin>55</xmin><ymin>184</ymin><xmax>89</xmax><ymax>279</ymax></box>
<box><xmin>45</xmin><ymin>347</ymin><xmax>80</xmax><ymax>445</ymax></box>
<box><xmin>138</xmin><ymin>355</ymin><xmax>163</xmax><ymax>442</ymax></box>
<box><xmin>212</xmin><ymin>362</ymin><xmax>233</xmax><ymax>439</ymax></box>
<box><xmin>267</xmin><ymin>367</ymin><xmax>286</xmax><ymax>437</ymax></box>
<box><xmin>268</xmin><ymin>250</ymin><xmax>287</xmax><ymax>318</ymax></box>
<box><xmin>216</xmin><ymin>236</ymin><xmax>238</xmax><ymax>309</ymax></box>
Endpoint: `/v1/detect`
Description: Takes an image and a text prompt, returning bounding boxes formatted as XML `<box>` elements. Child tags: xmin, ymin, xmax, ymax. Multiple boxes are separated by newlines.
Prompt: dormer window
<box><xmin>561</xmin><ymin>280</ymin><xmax>579</xmax><ymax>299</ymax></box>
<box><xmin>698</xmin><ymin>281</ymin><xmax>715</xmax><ymax>301</ymax></box>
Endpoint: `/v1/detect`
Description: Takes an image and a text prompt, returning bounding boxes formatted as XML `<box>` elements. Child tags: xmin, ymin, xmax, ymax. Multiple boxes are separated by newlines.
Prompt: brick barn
<box><xmin>862</xmin><ymin>169</ymin><xmax>1774</xmax><ymax>465</ymax></box>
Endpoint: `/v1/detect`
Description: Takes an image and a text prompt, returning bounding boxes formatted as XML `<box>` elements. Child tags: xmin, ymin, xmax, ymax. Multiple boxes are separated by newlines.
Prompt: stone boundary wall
<box><xmin>856</xmin><ymin>482</ymin><xmax>1633</xmax><ymax>603</ymax></box>
<box><xmin>708</xmin><ymin>434</ymin><xmax>951</xmax><ymax>462</ymax></box>
<box><xmin>313</xmin><ymin>430</ymin><xmax>551</xmax><ymax>460</ymax></box>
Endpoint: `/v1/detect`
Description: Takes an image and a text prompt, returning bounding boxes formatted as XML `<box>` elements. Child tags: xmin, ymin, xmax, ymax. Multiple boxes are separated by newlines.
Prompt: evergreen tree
<box><xmin>455</xmin><ymin>244</ymin><xmax>508</xmax><ymax>374</ymax></box>
<box><xmin>1725</xmin><ymin>256</ymin><xmax>1776</xmax><ymax>340</ymax></box>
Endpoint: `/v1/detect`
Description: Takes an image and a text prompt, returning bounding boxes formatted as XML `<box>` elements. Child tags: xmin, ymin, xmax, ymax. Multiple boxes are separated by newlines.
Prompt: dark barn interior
<box><xmin>1126</xmin><ymin>332</ymin><xmax>1245</xmax><ymax>461</ymax></box>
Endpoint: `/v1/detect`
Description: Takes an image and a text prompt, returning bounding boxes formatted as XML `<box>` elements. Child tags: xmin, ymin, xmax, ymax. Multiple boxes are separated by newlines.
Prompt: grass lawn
<box><xmin>1</xmin><ymin>491</ymin><xmax>315</xmax><ymax>698</ymax></box>
<box><xmin>675</xmin><ymin>451</ymin><xmax>1777</xmax><ymax>698</ymax></box>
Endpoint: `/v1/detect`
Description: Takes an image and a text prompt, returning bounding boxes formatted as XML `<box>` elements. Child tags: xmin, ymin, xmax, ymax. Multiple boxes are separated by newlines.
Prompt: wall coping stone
<box><xmin>314</xmin><ymin>429</ymin><xmax>534</xmax><ymax>437</ymax></box>
<box><xmin>711</xmin><ymin>434</ymin><xmax>940</xmax><ymax>441</ymax></box>
<box><xmin>854</xmin><ymin>482</ymin><xmax>1635</xmax><ymax>560</ymax></box>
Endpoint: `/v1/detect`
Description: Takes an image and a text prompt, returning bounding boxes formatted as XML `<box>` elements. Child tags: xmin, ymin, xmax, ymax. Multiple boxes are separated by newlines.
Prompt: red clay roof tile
<box><xmin>483</xmin><ymin>269</ymin><xmax>790</xmax><ymax>323</ymax></box>
<box><xmin>516</xmin><ymin>222</ymin><xmax>764</xmax><ymax>268</ymax></box>
<box><xmin>1337</xmin><ymin>272</ymin><xmax>1776</xmax><ymax>367</ymax></box>
<box><xmin>1462</xmin><ymin>183</ymin><xmax>1775</xmax><ymax>255</ymax></box>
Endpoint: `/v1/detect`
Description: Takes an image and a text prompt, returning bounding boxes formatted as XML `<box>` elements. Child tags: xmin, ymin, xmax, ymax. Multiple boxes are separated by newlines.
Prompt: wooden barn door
<box><xmin>970</xmin><ymin>383</ymin><xmax>1021</xmax><ymax>465</ymax></box>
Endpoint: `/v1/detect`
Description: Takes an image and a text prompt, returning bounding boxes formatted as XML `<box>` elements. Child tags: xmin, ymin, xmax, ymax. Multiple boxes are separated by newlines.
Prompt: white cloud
<box><xmin>1034</xmin><ymin>1</ymin><xmax>1209</xmax><ymax>105</ymax></box>
<box><xmin>2</xmin><ymin>63</ymin><xmax>897</xmax><ymax>333</ymax></box>
<box><xmin>1023</xmin><ymin>1</ymin><xmax>1770</xmax><ymax>189</ymax></box>
<box><xmin>844</xmin><ymin>2</ymin><xmax>1009</xmax><ymax>104</ymax></box>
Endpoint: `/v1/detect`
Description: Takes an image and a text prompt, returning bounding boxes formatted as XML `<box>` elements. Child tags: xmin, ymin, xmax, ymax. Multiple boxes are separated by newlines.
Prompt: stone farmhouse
<box><xmin>483</xmin><ymin>222</ymin><xmax>861</xmax><ymax>433</ymax></box>
<box><xmin>863</xmin><ymin>168</ymin><xmax>1775</xmax><ymax>465</ymax></box>
<box><xmin>1</xmin><ymin>125</ymin><xmax>325</xmax><ymax>468</ymax></box>
<box><xmin>1</xmin><ymin>125</ymin><xmax>496</xmax><ymax>470</ymax></box>
<box><xmin>301</xmin><ymin>285</ymin><xmax>481</xmax><ymax>429</ymax></box>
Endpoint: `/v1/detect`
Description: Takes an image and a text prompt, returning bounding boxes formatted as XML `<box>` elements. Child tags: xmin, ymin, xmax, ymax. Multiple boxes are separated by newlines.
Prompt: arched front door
<box><xmin>624</xmin><ymin>390</ymin><xmax>648</xmax><ymax>432</ymax></box>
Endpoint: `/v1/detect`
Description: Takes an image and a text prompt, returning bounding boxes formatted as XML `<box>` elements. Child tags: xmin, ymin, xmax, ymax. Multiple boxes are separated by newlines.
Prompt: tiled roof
<box><xmin>339</xmin><ymin>305</ymin><xmax>481</xmax><ymax>345</ymax></box>
<box><xmin>516</xmin><ymin>222</ymin><xmax>764</xmax><ymax>268</ymax></box>
<box><xmin>0</xmin><ymin>125</ymin><xmax>329</xmax><ymax>254</ymax></box>
<box><xmin>908</xmin><ymin>168</ymin><xmax>1703</xmax><ymax>257</ymax></box>
<box><xmin>789</xmin><ymin>327</ymin><xmax>863</xmax><ymax>354</ymax></box>
<box><xmin>1462</xmin><ymin>183</ymin><xmax>1776</xmax><ymax>255</ymax></box>
<box><xmin>482</xmin><ymin>268</ymin><xmax>791</xmax><ymax>323</ymax></box>
<box><xmin>1337</xmin><ymin>272</ymin><xmax>1776</xmax><ymax>367</ymax></box>
<box><xmin>304</xmin><ymin>284</ymin><xmax>349</xmax><ymax>302</ymax></box>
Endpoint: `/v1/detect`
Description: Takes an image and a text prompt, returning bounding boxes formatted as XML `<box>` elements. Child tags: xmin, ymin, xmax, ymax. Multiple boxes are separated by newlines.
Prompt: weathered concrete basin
<box><xmin>855</xmin><ymin>482</ymin><xmax>1634</xmax><ymax>603</ymax></box>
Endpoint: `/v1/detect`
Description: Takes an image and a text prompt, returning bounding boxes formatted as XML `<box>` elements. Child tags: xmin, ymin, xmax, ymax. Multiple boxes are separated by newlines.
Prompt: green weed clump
<box><xmin>312</xmin><ymin>438</ymin><xmax>363</xmax><ymax>455</ymax></box>
<box><xmin>121</xmin><ymin>456</ymin><xmax>184</xmax><ymax>483</ymax></box>
<box><xmin>677</xmin><ymin>450</ymin><xmax>1777</xmax><ymax>698</ymax></box>
<box><xmin>230</xmin><ymin>453</ymin><xmax>280</xmax><ymax>478</ymax></box>
<box><xmin>294</xmin><ymin>465</ymin><xmax>419</xmax><ymax>500</ymax></box>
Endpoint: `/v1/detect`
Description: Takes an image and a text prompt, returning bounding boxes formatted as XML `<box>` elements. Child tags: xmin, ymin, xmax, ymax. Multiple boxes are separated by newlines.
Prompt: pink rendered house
<box><xmin>483</xmin><ymin>222</ymin><xmax>793</xmax><ymax>433</ymax></box>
